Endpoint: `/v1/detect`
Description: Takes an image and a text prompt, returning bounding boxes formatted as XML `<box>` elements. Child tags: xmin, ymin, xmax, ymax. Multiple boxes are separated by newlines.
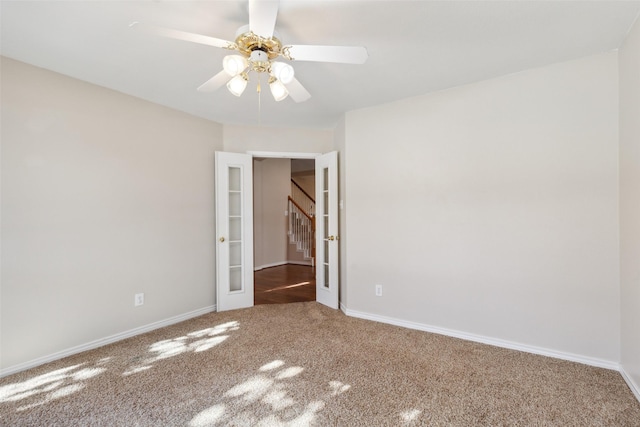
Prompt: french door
<box><xmin>315</xmin><ymin>151</ymin><xmax>339</xmax><ymax>309</ymax></box>
<box><xmin>215</xmin><ymin>152</ymin><xmax>254</xmax><ymax>311</ymax></box>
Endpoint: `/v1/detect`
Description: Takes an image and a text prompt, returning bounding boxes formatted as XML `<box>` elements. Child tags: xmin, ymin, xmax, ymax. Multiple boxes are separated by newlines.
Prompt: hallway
<box><xmin>254</xmin><ymin>264</ymin><xmax>315</xmax><ymax>305</ymax></box>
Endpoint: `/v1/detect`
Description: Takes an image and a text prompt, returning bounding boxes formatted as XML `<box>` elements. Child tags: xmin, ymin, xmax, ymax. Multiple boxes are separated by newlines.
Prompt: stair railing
<box><xmin>288</xmin><ymin>196</ymin><xmax>315</xmax><ymax>261</ymax></box>
<box><xmin>291</xmin><ymin>179</ymin><xmax>315</xmax><ymax>217</ymax></box>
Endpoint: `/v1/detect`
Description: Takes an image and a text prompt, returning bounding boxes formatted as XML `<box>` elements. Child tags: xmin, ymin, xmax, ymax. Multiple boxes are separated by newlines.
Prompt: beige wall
<box><xmin>253</xmin><ymin>158</ymin><xmax>290</xmax><ymax>270</ymax></box>
<box><xmin>223</xmin><ymin>125</ymin><xmax>333</xmax><ymax>154</ymax></box>
<box><xmin>619</xmin><ymin>16</ymin><xmax>640</xmax><ymax>397</ymax></box>
<box><xmin>291</xmin><ymin>173</ymin><xmax>315</xmax><ymax>201</ymax></box>
<box><xmin>1</xmin><ymin>58</ymin><xmax>223</xmax><ymax>371</ymax></box>
<box><xmin>344</xmin><ymin>52</ymin><xmax>620</xmax><ymax>363</ymax></box>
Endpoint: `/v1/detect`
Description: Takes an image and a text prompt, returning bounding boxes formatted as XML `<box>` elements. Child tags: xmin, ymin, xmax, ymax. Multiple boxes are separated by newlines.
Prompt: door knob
<box><xmin>219</xmin><ymin>237</ymin><xmax>225</xmax><ymax>243</ymax></box>
<box><xmin>328</xmin><ymin>235</ymin><xmax>335</xmax><ymax>241</ymax></box>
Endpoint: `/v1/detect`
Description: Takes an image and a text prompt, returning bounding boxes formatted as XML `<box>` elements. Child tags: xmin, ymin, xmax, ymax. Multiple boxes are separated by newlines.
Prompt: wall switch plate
<box><xmin>134</xmin><ymin>293</ymin><xmax>144</xmax><ymax>306</ymax></box>
<box><xmin>375</xmin><ymin>285</ymin><xmax>383</xmax><ymax>297</ymax></box>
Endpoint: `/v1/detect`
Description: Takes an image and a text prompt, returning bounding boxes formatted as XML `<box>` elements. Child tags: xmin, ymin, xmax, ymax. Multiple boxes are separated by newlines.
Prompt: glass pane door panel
<box><xmin>229</xmin><ymin>192</ymin><xmax>241</xmax><ymax>216</ymax></box>
<box><xmin>229</xmin><ymin>166</ymin><xmax>242</xmax><ymax>293</ymax></box>
<box><xmin>229</xmin><ymin>266</ymin><xmax>242</xmax><ymax>292</ymax></box>
<box><xmin>229</xmin><ymin>217</ymin><xmax>242</xmax><ymax>241</ymax></box>
<box><xmin>229</xmin><ymin>242</ymin><xmax>242</xmax><ymax>267</ymax></box>
<box><xmin>323</xmin><ymin>264</ymin><xmax>329</xmax><ymax>289</ymax></box>
<box><xmin>323</xmin><ymin>216</ymin><xmax>329</xmax><ymax>238</ymax></box>
<box><xmin>323</xmin><ymin>191</ymin><xmax>328</xmax><ymax>215</ymax></box>
<box><xmin>229</xmin><ymin>167</ymin><xmax>241</xmax><ymax>191</ymax></box>
<box><xmin>321</xmin><ymin>167</ymin><xmax>331</xmax><ymax>289</ymax></box>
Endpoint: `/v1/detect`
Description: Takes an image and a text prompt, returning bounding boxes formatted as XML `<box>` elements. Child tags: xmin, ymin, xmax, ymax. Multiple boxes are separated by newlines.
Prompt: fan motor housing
<box><xmin>234</xmin><ymin>25</ymin><xmax>282</xmax><ymax>60</ymax></box>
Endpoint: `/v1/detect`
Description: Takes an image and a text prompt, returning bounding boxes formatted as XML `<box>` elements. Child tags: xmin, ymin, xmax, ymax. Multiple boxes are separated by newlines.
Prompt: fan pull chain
<box><xmin>257</xmin><ymin>74</ymin><xmax>262</xmax><ymax>125</ymax></box>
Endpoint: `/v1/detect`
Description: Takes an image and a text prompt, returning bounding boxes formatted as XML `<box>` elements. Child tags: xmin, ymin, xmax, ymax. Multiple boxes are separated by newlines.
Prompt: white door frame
<box><xmin>216</xmin><ymin>151</ymin><xmax>338</xmax><ymax>311</ymax></box>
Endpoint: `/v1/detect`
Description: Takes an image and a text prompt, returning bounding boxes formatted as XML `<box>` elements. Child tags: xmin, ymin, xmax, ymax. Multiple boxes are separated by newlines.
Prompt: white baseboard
<box><xmin>255</xmin><ymin>261</ymin><xmax>312</xmax><ymax>271</ymax></box>
<box><xmin>254</xmin><ymin>261</ymin><xmax>288</xmax><ymax>271</ymax></box>
<box><xmin>343</xmin><ymin>307</ymin><xmax>619</xmax><ymax>371</ymax></box>
<box><xmin>0</xmin><ymin>305</ymin><xmax>216</xmax><ymax>378</ymax></box>
<box><xmin>620</xmin><ymin>366</ymin><xmax>640</xmax><ymax>403</ymax></box>
<box><xmin>287</xmin><ymin>260</ymin><xmax>313</xmax><ymax>266</ymax></box>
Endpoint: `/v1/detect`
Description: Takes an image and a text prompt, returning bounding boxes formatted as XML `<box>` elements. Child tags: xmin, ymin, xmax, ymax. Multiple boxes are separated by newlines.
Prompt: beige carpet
<box><xmin>1</xmin><ymin>302</ymin><xmax>639</xmax><ymax>426</ymax></box>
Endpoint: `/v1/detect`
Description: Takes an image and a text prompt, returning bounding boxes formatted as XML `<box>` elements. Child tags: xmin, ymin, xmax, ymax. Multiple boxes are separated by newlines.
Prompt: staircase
<box><xmin>288</xmin><ymin>179</ymin><xmax>315</xmax><ymax>264</ymax></box>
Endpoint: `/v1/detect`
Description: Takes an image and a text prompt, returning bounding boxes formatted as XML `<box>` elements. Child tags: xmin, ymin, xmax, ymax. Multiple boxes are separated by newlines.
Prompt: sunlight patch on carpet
<box><xmin>188</xmin><ymin>360</ymin><xmax>350</xmax><ymax>427</ymax></box>
<box><xmin>123</xmin><ymin>321</ymin><xmax>239</xmax><ymax>376</ymax></box>
<box><xmin>48</xmin><ymin>383</ymin><xmax>85</xmax><ymax>400</ymax></box>
<box><xmin>262</xmin><ymin>385</ymin><xmax>296</xmax><ymax>411</ymax></box>
<box><xmin>259</xmin><ymin>360</ymin><xmax>285</xmax><ymax>371</ymax></box>
<box><xmin>275</xmin><ymin>366</ymin><xmax>304</xmax><ymax>379</ymax></box>
<box><xmin>0</xmin><ymin>364</ymin><xmax>83</xmax><ymax>402</ymax></box>
<box><xmin>188</xmin><ymin>321</ymin><xmax>240</xmax><ymax>338</ymax></box>
<box><xmin>71</xmin><ymin>367</ymin><xmax>106</xmax><ymax>381</ymax></box>
<box><xmin>401</xmin><ymin>408</ymin><xmax>422</xmax><ymax>422</ymax></box>
<box><xmin>328</xmin><ymin>380</ymin><xmax>351</xmax><ymax>396</ymax></box>
<box><xmin>225</xmin><ymin>376</ymin><xmax>275</xmax><ymax>402</ymax></box>
<box><xmin>189</xmin><ymin>404</ymin><xmax>226</xmax><ymax>426</ymax></box>
<box><xmin>0</xmin><ymin>362</ymin><xmax>107</xmax><ymax>411</ymax></box>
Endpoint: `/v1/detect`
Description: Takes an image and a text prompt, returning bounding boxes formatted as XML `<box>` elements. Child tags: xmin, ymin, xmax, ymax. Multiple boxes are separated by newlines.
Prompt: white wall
<box><xmin>1</xmin><ymin>58</ymin><xmax>223</xmax><ymax>371</ymax></box>
<box><xmin>619</xmin><ymin>15</ymin><xmax>640</xmax><ymax>397</ymax></box>
<box><xmin>223</xmin><ymin>125</ymin><xmax>333</xmax><ymax>154</ymax></box>
<box><xmin>253</xmin><ymin>158</ymin><xmax>291</xmax><ymax>269</ymax></box>
<box><xmin>344</xmin><ymin>52</ymin><xmax>620</xmax><ymax>363</ymax></box>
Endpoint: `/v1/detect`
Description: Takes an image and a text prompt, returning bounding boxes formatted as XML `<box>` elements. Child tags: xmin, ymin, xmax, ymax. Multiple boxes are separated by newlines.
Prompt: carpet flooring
<box><xmin>1</xmin><ymin>302</ymin><xmax>639</xmax><ymax>426</ymax></box>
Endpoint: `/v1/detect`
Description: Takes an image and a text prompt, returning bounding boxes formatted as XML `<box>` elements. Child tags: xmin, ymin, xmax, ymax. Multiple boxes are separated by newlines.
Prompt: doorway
<box><xmin>215</xmin><ymin>150</ymin><xmax>339</xmax><ymax>311</ymax></box>
<box><xmin>253</xmin><ymin>158</ymin><xmax>316</xmax><ymax>305</ymax></box>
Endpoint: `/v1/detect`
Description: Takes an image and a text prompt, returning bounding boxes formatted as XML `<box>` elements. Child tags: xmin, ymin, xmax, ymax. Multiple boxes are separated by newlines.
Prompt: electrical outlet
<box><xmin>375</xmin><ymin>284</ymin><xmax>383</xmax><ymax>297</ymax></box>
<box><xmin>134</xmin><ymin>293</ymin><xmax>144</xmax><ymax>307</ymax></box>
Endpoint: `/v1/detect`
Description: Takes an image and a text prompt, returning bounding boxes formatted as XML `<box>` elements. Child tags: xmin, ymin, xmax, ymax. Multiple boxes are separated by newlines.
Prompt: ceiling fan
<box><xmin>130</xmin><ymin>0</ymin><xmax>368</xmax><ymax>103</ymax></box>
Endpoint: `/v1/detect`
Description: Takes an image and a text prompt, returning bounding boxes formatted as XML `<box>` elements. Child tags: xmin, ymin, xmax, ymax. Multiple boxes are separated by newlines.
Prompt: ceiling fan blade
<box><xmin>285</xmin><ymin>78</ymin><xmax>311</xmax><ymax>103</ymax></box>
<box><xmin>249</xmin><ymin>0</ymin><xmax>279</xmax><ymax>39</ymax></box>
<box><xmin>197</xmin><ymin>70</ymin><xmax>232</xmax><ymax>92</ymax></box>
<box><xmin>129</xmin><ymin>22</ymin><xmax>233</xmax><ymax>49</ymax></box>
<box><xmin>286</xmin><ymin>45</ymin><xmax>368</xmax><ymax>64</ymax></box>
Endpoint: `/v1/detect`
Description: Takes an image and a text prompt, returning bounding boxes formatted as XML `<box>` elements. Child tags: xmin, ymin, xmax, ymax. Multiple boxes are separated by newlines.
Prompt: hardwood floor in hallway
<box><xmin>254</xmin><ymin>264</ymin><xmax>316</xmax><ymax>305</ymax></box>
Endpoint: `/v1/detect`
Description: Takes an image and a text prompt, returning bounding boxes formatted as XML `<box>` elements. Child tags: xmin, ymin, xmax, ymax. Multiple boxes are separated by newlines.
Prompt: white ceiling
<box><xmin>2</xmin><ymin>1</ymin><xmax>639</xmax><ymax>129</ymax></box>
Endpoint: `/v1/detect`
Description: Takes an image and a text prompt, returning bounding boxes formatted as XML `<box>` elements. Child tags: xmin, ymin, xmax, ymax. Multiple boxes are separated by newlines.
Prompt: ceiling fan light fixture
<box><xmin>270</xmin><ymin>61</ymin><xmax>295</xmax><ymax>84</ymax></box>
<box><xmin>269</xmin><ymin>77</ymin><xmax>289</xmax><ymax>102</ymax></box>
<box><xmin>135</xmin><ymin>2</ymin><xmax>370</xmax><ymax>108</ymax></box>
<box><xmin>223</xmin><ymin>55</ymin><xmax>248</xmax><ymax>76</ymax></box>
<box><xmin>227</xmin><ymin>73</ymin><xmax>248</xmax><ymax>97</ymax></box>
